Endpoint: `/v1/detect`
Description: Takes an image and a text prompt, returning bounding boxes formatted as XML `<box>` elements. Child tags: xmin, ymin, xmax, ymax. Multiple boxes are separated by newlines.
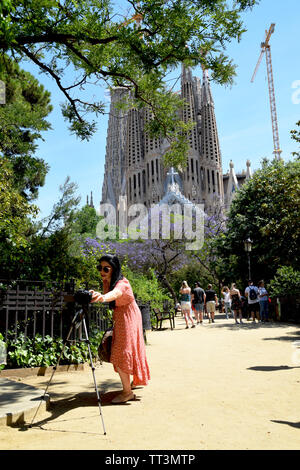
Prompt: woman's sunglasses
<box><xmin>97</xmin><ymin>265</ymin><xmax>112</xmax><ymax>273</ymax></box>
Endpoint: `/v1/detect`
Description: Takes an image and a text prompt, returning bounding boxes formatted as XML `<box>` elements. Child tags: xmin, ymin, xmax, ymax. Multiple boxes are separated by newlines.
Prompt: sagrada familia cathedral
<box><xmin>95</xmin><ymin>66</ymin><xmax>252</xmax><ymax>217</ymax></box>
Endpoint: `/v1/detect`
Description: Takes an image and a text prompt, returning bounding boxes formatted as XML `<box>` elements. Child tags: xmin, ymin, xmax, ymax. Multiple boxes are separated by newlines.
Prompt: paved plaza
<box><xmin>0</xmin><ymin>314</ymin><xmax>299</xmax><ymax>450</ymax></box>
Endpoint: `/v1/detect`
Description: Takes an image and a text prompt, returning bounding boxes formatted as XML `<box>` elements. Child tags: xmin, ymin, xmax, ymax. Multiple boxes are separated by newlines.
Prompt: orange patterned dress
<box><xmin>102</xmin><ymin>277</ymin><xmax>150</xmax><ymax>387</ymax></box>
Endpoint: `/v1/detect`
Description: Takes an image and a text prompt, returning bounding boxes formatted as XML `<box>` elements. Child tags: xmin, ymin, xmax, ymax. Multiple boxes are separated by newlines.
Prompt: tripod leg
<box><xmin>82</xmin><ymin>317</ymin><xmax>107</xmax><ymax>435</ymax></box>
<box><xmin>29</xmin><ymin>310</ymin><xmax>79</xmax><ymax>428</ymax></box>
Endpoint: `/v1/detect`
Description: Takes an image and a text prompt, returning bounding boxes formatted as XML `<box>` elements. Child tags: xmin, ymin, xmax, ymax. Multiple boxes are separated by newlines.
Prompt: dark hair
<box><xmin>97</xmin><ymin>254</ymin><xmax>123</xmax><ymax>308</ymax></box>
<box><xmin>248</xmin><ymin>280</ymin><xmax>253</xmax><ymax>284</ymax></box>
<box><xmin>258</xmin><ymin>280</ymin><xmax>264</xmax><ymax>287</ymax></box>
<box><xmin>195</xmin><ymin>282</ymin><xmax>201</xmax><ymax>287</ymax></box>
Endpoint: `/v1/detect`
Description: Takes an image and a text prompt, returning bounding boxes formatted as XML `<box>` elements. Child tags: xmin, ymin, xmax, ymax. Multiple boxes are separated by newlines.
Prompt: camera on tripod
<box><xmin>31</xmin><ymin>287</ymin><xmax>107</xmax><ymax>434</ymax></box>
<box><xmin>73</xmin><ymin>289</ymin><xmax>93</xmax><ymax>305</ymax></box>
<box><xmin>64</xmin><ymin>289</ymin><xmax>93</xmax><ymax>305</ymax></box>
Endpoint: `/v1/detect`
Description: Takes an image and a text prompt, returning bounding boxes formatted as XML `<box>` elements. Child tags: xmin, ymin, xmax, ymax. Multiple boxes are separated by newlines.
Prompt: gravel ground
<box><xmin>1</xmin><ymin>314</ymin><xmax>300</xmax><ymax>450</ymax></box>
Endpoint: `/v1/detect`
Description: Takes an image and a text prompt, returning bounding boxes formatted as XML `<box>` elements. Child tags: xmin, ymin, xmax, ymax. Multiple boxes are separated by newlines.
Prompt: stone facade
<box><xmin>101</xmin><ymin>66</ymin><xmax>251</xmax><ymax>215</ymax></box>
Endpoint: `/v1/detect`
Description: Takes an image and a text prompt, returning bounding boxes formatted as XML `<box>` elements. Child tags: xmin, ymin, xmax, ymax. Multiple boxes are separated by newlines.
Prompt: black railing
<box><xmin>0</xmin><ymin>280</ymin><xmax>110</xmax><ymax>341</ymax></box>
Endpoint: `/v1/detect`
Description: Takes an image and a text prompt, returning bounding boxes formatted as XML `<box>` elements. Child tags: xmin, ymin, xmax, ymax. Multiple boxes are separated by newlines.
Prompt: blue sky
<box><xmin>19</xmin><ymin>0</ymin><xmax>300</xmax><ymax>219</ymax></box>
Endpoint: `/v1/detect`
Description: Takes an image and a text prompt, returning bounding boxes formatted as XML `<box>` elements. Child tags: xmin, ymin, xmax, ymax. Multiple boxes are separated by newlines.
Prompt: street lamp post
<box><xmin>244</xmin><ymin>237</ymin><xmax>253</xmax><ymax>280</ymax></box>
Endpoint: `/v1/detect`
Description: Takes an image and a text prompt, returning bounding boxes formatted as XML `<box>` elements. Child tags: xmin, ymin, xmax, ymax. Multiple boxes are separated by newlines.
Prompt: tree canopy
<box><xmin>0</xmin><ymin>157</ymin><xmax>38</xmax><ymax>250</ymax></box>
<box><xmin>216</xmin><ymin>158</ymin><xmax>300</xmax><ymax>285</ymax></box>
<box><xmin>0</xmin><ymin>54</ymin><xmax>52</xmax><ymax>200</ymax></box>
<box><xmin>291</xmin><ymin>120</ymin><xmax>300</xmax><ymax>158</ymax></box>
<box><xmin>0</xmin><ymin>0</ymin><xmax>258</xmax><ymax>165</ymax></box>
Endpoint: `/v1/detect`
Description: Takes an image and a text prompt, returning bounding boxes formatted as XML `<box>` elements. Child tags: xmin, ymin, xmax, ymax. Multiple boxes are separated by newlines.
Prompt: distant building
<box><xmin>101</xmin><ymin>65</ymin><xmax>251</xmax><ymax>217</ymax></box>
<box><xmin>86</xmin><ymin>191</ymin><xmax>94</xmax><ymax>209</ymax></box>
<box><xmin>223</xmin><ymin>159</ymin><xmax>252</xmax><ymax>212</ymax></box>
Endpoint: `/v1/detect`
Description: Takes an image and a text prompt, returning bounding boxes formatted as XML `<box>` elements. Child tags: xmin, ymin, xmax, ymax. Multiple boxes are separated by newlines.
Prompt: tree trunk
<box><xmin>158</xmin><ymin>274</ymin><xmax>178</xmax><ymax>304</ymax></box>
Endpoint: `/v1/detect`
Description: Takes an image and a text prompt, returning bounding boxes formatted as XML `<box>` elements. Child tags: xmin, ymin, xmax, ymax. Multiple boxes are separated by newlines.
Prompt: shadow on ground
<box><xmin>15</xmin><ymin>378</ymin><xmax>142</xmax><ymax>434</ymax></box>
<box><xmin>209</xmin><ymin>317</ymin><xmax>300</xmax><ymax>337</ymax></box>
<box><xmin>271</xmin><ymin>420</ymin><xmax>300</xmax><ymax>429</ymax></box>
<box><xmin>247</xmin><ymin>365</ymin><xmax>300</xmax><ymax>372</ymax></box>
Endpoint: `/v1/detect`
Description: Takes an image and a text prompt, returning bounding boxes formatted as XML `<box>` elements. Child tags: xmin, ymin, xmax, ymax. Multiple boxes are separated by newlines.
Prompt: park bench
<box><xmin>152</xmin><ymin>302</ymin><xmax>175</xmax><ymax>330</ymax></box>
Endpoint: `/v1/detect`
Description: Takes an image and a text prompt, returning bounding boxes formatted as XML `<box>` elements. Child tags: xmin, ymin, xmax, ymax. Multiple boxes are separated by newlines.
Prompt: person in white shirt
<box><xmin>245</xmin><ymin>280</ymin><xmax>260</xmax><ymax>323</ymax></box>
<box><xmin>221</xmin><ymin>286</ymin><xmax>232</xmax><ymax>319</ymax></box>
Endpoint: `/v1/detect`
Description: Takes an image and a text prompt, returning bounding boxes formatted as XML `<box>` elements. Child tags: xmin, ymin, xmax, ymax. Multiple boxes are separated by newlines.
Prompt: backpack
<box><xmin>249</xmin><ymin>286</ymin><xmax>258</xmax><ymax>301</ymax></box>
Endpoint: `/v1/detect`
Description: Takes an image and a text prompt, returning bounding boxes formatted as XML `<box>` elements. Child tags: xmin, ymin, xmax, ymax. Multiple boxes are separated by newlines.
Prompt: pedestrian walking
<box><xmin>205</xmin><ymin>284</ymin><xmax>218</xmax><ymax>323</ymax></box>
<box><xmin>191</xmin><ymin>282</ymin><xmax>206</xmax><ymax>324</ymax></box>
<box><xmin>180</xmin><ymin>281</ymin><xmax>195</xmax><ymax>329</ymax></box>
<box><xmin>221</xmin><ymin>286</ymin><xmax>232</xmax><ymax>319</ymax></box>
<box><xmin>245</xmin><ymin>280</ymin><xmax>260</xmax><ymax>323</ymax></box>
<box><xmin>258</xmin><ymin>280</ymin><xmax>269</xmax><ymax>322</ymax></box>
<box><xmin>230</xmin><ymin>283</ymin><xmax>243</xmax><ymax>324</ymax></box>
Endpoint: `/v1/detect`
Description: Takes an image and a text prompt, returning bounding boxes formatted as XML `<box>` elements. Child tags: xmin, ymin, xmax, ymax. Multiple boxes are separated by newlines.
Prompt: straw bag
<box><xmin>98</xmin><ymin>328</ymin><xmax>113</xmax><ymax>363</ymax></box>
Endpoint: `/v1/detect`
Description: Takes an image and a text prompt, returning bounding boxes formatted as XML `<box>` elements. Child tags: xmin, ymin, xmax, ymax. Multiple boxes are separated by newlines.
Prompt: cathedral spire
<box><xmin>224</xmin><ymin>160</ymin><xmax>239</xmax><ymax>211</ymax></box>
<box><xmin>90</xmin><ymin>191</ymin><xmax>94</xmax><ymax>208</ymax></box>
<box><xmin>201</xmin><ymin>68</ymin><xmax>214</xmax><ymax>106</ymax></box>
<box><xmin>246</xmin><ymin>159</ymin><xmax>252</xmax><ymax>179</ymax></box>
<box><xmin>181</xmin><ymin>63</ymin><xmax>193</xmax><ymax>83</ymax></box>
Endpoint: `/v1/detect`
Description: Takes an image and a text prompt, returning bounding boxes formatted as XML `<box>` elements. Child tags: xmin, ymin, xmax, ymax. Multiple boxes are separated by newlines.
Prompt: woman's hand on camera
<box><xmin>89</xmin><ymin>290</ymin><xmax>105</xmax><ymax>303</ymax></box>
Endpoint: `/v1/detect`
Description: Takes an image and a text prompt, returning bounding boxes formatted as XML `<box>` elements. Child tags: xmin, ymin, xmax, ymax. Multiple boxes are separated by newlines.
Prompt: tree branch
<box><xmin>19</xmin><ymin>45</ymin><xmax>84</xmax><ymax>123</ymax></box>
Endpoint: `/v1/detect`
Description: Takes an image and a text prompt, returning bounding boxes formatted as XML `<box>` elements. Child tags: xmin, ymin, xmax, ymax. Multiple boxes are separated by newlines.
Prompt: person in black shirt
<box><xmin>205</xmin><ymin>284</ymin><xmax>218</xmax><ymax>323</ymax></box>
<box><xmin>191</xmin><ymin>282</ymin><xmax>206</xmax><ymax>324</ymax></box>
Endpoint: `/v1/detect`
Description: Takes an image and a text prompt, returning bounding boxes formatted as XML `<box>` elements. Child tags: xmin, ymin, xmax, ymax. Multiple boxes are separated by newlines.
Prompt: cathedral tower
<box><xmin>101</xmin><ymin>67</ymin><xmax>225</xmax><ymax>215</ymax></box>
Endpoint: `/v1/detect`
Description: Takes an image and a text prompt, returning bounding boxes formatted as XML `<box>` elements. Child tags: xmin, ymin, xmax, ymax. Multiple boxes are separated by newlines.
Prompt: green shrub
<box><xmin>122</xmin><ymin>266</ymin><xmax>170</xmax><ymax>325</ymax></box>
<box><xmin>268</xmin><ymin>266</ymin><xmax>300</xmax><ymax>298</ymax></box>
<box><xmin>4</xmin><ymin>328</ymin><xmax>104</xmax><ymax>369</ymax></box>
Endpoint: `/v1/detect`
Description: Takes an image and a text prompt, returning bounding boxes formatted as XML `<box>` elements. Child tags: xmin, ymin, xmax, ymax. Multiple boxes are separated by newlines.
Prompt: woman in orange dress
<box><xmin>90</xmin><ymin>254</ymin><xmax>150</xmax><ymax>404</ymax></box>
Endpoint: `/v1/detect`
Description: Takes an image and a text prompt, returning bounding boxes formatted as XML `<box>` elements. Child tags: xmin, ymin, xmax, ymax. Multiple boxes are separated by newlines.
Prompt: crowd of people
<box><xmin>178</xmin><ymin>279</ymin><xmax>271</xmax><ymax>328</ymax></box>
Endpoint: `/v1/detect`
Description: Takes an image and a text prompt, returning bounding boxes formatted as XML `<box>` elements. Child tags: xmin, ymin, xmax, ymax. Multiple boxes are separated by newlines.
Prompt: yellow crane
<box><xmin>251</xmin><ymin>23</ymin><xmax>282</xmax><ymax>160</ymax></box>
<box><xmin>120</xmin><ymin>13</ymin><xmax>143</xmax><ymax>28</ymax></box>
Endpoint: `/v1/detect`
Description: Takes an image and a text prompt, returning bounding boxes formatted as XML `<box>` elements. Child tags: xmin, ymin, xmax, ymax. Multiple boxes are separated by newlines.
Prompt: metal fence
<box><xmin>0</xmin><ymin>279</ymin><xmax>110</xmax><ymax>341</ymax></box>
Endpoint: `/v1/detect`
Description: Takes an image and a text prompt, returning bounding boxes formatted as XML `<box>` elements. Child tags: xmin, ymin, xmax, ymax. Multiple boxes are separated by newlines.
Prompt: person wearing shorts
<box><xmin>205</xmin><ymin>284</ymin><xmax>218</xmax><ymax>323</ymax></box>
<box><xmin>245</xmin><ymin>280</ymin><xmax>260</xmax><ymax>322</ymax></box>
<box><xmin>180</xmin><ymin>281</ymin><xmax>195</xmax><ymax>329</ymax></box>
<box><xmin>192</xmin><ymin>282</ymin><xmax>206</xmax><ymax>324</ymax></box>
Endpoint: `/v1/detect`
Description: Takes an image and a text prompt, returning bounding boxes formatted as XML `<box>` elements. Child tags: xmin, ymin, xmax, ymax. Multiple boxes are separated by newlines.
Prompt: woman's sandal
<box><xmin>111</xmin><ymin>392</ymin><xmax>136</xmax><ymax>404</ymax></box>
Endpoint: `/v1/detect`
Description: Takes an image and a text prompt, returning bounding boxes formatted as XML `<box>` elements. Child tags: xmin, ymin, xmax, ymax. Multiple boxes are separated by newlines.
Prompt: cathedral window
<box><xmin>147</xmin><ymin>163</ymin><xmax>149</xmax><ymax>186</ymax></box>
<box><xmin>207</xmin><ymin>169</ymin><xmax>210</xmax><ymax>192</ymax></box>
<box><xmin>142</xmin><ymin>170</ymin><xmax>146</xmax><ymax>194</ymax></box>
<box><xmin>138</xmin><ymin>172</ymin><xmax>141</xmax><ymax>196</ymax></box>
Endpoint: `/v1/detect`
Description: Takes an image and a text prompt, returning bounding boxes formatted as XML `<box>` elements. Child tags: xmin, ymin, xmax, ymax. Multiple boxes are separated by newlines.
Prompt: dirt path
<box><xmin>1</xmin><ymin>315</ymin><xmax>300</xmax><ymax>450</ymax></box>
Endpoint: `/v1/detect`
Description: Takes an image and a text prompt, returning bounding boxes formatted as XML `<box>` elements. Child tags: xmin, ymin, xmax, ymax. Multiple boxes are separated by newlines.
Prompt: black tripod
<box><xmin>29</xmin><ymin>305</ymin><xmax>107</xmax><ymax>435</ymax></box>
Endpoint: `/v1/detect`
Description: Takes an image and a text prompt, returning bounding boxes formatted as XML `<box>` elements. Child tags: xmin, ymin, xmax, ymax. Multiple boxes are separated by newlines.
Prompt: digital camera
<box><xmin>73</xmin><ymin>289</ymin><xmax>93</xmax><ymax>305</ymax></box>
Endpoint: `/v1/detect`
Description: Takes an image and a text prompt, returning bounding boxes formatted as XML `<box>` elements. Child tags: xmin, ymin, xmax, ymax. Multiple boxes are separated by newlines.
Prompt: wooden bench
<box><xmin>152</xmin><ymin>305</ymin><xmax>175</xmax><ymax>330</ymax></box>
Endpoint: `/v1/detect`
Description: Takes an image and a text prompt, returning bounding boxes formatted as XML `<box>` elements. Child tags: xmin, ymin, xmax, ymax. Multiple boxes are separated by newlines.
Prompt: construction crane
<box><xmin>251</xmin><ymin>23</ymin><xmax>282</xmax><ymax>160</ymax></box>
<box><xmin>120</xmin><ymin>13</ymin><xmax>143</xmax><ymax>28</ymax></box>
